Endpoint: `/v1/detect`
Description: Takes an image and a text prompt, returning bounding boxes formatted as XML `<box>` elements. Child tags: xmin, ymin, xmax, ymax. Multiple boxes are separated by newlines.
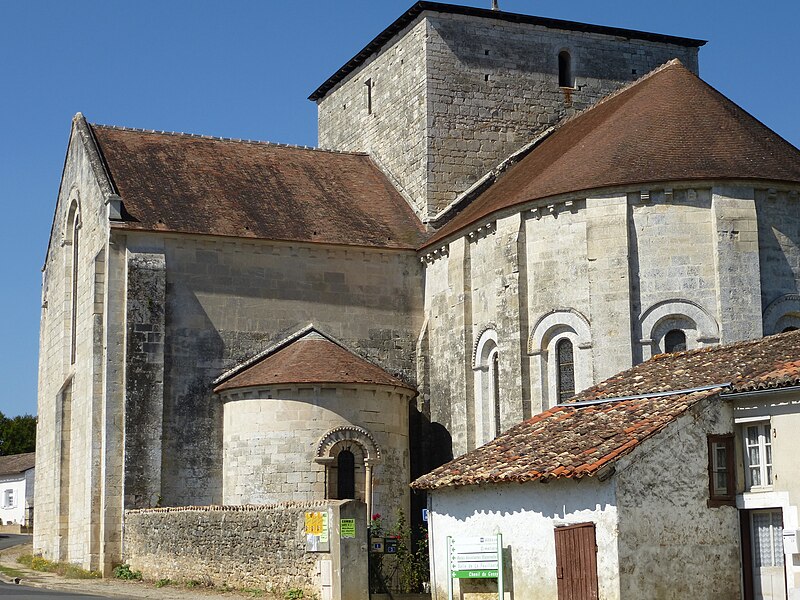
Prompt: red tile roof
<box><xmin>0</xmin><ymin>452</ymin><xmax>35</xmax><ymax>477</ymax></box>
<box><xmin>214</xmin><ymin>328</ymin><xmax>414</xmax><ymax>393</ymax></box>
<box><xmin>89</xmin><ymin>125</ymin><xmax>426</xmax><ymax>250</ymax></box>
<box><xmin>412</xmin><ymin>330</ymin><xmax>800</xmax><ymax>490</ymax></box>
<box><xmin>425</xmin><ymin>61</ymin><xmax>800</xmax><ymax>247</ymax></box>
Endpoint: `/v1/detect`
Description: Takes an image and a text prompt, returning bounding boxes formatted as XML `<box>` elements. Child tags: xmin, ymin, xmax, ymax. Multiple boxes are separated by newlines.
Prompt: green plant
<box><xmin>155</xmin><ymin>578</ymin><xmax>172</xmax><ymax>588</ymax></box>
<box><xmin>185</xmin><ymin>579</ymin><xmax>202</xmax><ymax>588</ymax></box>
<box><xmin>112</xmin><ymin>563</ymin><xmax>142</xmax><ymax>580</ymax></box>
<box><xmin>285</xmin><ymin>588</ymin><xmax>305</xmax><ymax>599</ymax></box>
<box><xmin>368</xmin><ymin>510</ymin><xmax>430</xmax><ymax>594</ymax></box>
<box><xmin>17</xmin><ymin>554</ymin><xmax>101</xmax><ymax>579</ymax></box>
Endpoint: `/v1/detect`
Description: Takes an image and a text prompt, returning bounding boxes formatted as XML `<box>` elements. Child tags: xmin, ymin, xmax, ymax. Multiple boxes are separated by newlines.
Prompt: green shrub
<box><xmin>112</xmin><ymin>563</ymin><xmax>142</xmax><ymax>580</ymax></box>
<box><xmin>155</xmin><ymin>578</ymin><xmax>172</xmax><ymax>588</ymax></box>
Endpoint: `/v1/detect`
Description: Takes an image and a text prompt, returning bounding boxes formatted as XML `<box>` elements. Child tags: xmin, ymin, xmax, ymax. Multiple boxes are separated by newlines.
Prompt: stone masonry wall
<box><xmin>221</xmin><ymin>385</ymin><xmax>411</xmax><ymax>523</ymax></box>
<box><xmin>318</xmin><ymin>10</ymin><xmax>699</xmax><ymax>221</ymax></box>
<box><xmin>120</xmin><ymin>231</ymin><xmax>423</xmax><ymax>508</ymax></box>
<box><xmin>125</xmin><ymin>503</ymin><xmax>329</xmax><ymax>593</ymax></box>
<box><xmin>423</xmin><ymin>184</ymin><xmax>788</xmax><ymax>456</ymax></box>
<box><xmin>424</xmin><ymin>13</ymin><xmax>699</xmax><ymax>216</ymax></box>
<box><xmin>318</xmin><ymin>18</ymin><xmax>428</xmax><ymax>216</ymax></box>
<box><xmin>35</xmin><ymin>119</ymin><xmax>111</xmax><ymax>570</ymax></box>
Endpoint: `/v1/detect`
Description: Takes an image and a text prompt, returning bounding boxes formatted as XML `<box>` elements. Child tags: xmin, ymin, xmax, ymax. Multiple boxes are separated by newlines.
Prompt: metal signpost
<box><xmin>447</xmin><ymin>534</ymin><xmax>503</xmax><ymax>600</ymax></box>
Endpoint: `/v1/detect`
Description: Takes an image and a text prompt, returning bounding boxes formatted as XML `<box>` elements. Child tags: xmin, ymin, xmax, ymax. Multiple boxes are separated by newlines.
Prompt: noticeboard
<box><xmin>340</xmin><ymin>518</ymin><xmax>356</xmax><ymax>539</ymax></box>
<box><xmin>447</xmin><ymin>534</ymin><xmax>503</xmax><ymax>600</ymax></box>
<box><xmin>305</xmin><ymin>510</ymin><xmax>330</xmax><ymax>552</ymax></box>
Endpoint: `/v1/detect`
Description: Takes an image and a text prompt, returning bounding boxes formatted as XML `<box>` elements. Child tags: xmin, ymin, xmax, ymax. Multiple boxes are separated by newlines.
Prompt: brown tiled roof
<box><xmin>214</xmin><ymin>329</ymin><xmax>414</xmax><ymax>393</ymax></box>
<box><xmin>0</xmin><ymin>452</ymin><xmax>35</xmax><ymax>477</ymax></box>
<box><xmin>413</xmin><ymin>330</ymin><xmax>800</xmax><ymax>490</ymax></box>
<box><xmin>89</xmin><ymin>125</ymin><xmax>426</xmax><ymax>249</ymax></box>
<box><xmin>412</xmin><ymin>388</ymin><xmax>719</xmax><ymax>489</ymax></box>
<box><xmin>574</xmin><ymin>329</ymin><xmax>800</xmax><ymax>401</ymax></box>
<box><xmin>425</xmin><ymin>61</ymin><xmax>800</xmax><ymax>247</ymax></box>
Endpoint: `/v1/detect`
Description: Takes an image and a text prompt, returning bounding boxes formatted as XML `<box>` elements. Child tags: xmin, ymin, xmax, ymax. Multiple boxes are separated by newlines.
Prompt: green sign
<box><xmin>340</xmin><ymin>518</ymin><xmax>356</xmax><ymax>538</ymax></box>
<box><xmin>452</xmin><ymin>569</ymin><xmax>499</xmax><ymax>579</ymax></box>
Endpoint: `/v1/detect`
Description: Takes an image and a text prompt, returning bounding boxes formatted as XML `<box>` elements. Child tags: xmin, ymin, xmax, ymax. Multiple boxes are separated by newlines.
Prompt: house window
<box><xmin>3</xmin><ymin>489</ymin><xmax>14</xmax><ymax>509</ymax></box>
<box><xmin>556</xmin><ymin>338</ymin><xmax>575</xmax><ymax>402</ymax></box>
<box><xmin>664</xmin><ymin>329</ymin><xmax>686</xmax><ymax>353</ymax></box>
<box><xmin>707</xmin><ymin>434</ymin><xmax>735</xmax><ymax>506</ymax></box>
<box><xmin>752</xmin><ymin>510</ymin><xmax>783</xmax><ymax>568</ymax></box>
<box><xmin>558</xmin><ymin>50</ymin><xmax>573</xmax><ymax>88</ymax></box>
<box><xmin>744</xmin><ymin>423</ymin><xmax>772</xmax><ymax>489</ymax></box>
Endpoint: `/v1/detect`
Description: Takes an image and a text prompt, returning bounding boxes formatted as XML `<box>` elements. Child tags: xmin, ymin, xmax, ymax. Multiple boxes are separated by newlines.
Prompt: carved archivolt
<box><xmin>314</xmin><ymin>425</ymin><xmax>382</xmax><ymax>465</ymax></box>
<box><xmin>763</xmin><ymin>294</ymin><xmax>800</xmax><ymax>335</ymax></box>
<box><xmin>639</xmin><ymin>299</ymin><xmax>719</xmax><ymax>343</ymax></box>
<box><xmin>528</xmin><ymin>308</ymin><xmax>592</xmax><ymax>355</ymax></box>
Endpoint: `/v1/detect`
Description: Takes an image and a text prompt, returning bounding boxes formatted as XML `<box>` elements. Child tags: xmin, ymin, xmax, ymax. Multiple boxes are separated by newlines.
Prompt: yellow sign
<box><xmin>305</xmin><ymin>511</ymin><xmax>325</xmax><ymax>535</ymax></box>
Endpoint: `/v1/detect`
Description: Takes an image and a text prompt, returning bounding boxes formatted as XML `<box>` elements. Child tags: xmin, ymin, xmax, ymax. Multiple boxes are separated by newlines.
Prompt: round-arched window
<box><xmin>336</xmin><ymin>449</ymin><xmax>355</xmax><ymax>500</ymax></box>
<box><xmin>664</xmin><ymin>329</ymin><xmax>687</xmax><ymax>353</ymax></box>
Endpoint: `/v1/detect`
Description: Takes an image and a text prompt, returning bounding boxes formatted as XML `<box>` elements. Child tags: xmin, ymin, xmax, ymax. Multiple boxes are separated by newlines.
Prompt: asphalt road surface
<box><xmin>0</xmin><ymin>537</ymin><xmax>30</xmax><ymax>553</ymax></box>
<box><xmin>0</xmin><ymin>582</ymin><xmax>119</xmax><ymax>598</ymax></box>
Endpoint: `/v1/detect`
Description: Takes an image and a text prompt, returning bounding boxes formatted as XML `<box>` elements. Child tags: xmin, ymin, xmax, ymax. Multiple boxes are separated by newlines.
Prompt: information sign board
<box><xmin>340</xmin><ymin>518</ymin><xmax>356</xmax><ymax>539</ymax></box>
<box><xmin>304</xmin><ymin>510</ymin><xmax>330</xmax><ymax>552</ymax></box>
<box><xmin>447</xmin><ymin>534</ymin><xmax>503</xmax><ymax>600</ymax></box>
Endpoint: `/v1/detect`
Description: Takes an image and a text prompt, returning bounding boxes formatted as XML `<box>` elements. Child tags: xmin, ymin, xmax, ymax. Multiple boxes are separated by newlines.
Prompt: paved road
<box><xmin>0</xmin><ymin>582</ymin><xmax>119</xmax><ymax>598</ymax></box>
<box><xmin>0</xmin><ymin>536</ymin><xmax>31</xmax><ymax>553</ymax></box>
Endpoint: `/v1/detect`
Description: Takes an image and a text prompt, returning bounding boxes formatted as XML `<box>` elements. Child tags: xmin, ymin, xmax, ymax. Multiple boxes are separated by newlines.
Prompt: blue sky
<box><xmin>0</xmin><ymin>0</ymin><xmax>798</xmax><ymax>417</ymax></box>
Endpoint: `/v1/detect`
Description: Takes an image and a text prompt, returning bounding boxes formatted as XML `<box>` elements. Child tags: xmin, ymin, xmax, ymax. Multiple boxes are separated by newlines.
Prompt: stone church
<box><xmin>35</xmin><ymin>1</ymin><xmax>800</xmax><ymax>572</ymax></box>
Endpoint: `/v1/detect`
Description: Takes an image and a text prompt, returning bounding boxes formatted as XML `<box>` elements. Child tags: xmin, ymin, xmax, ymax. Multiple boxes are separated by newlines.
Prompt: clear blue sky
<box><xmin>0</xmin><ymin>1</ymin><xmax>798</xmax><ymax>417</ymax></box>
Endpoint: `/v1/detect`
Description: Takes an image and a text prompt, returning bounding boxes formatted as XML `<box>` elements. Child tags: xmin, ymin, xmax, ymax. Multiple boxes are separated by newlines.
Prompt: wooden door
<box><xmin>554</xmin><ymin>522</ymin><xmax>599</xmax><ymax>600</ymax></box>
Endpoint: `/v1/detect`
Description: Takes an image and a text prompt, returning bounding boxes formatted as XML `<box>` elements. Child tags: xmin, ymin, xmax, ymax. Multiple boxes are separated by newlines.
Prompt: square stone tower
<box><xmin>312</xmin><ymin>3</ymin><xmax>703</xmax><ymax>223</ymax></box>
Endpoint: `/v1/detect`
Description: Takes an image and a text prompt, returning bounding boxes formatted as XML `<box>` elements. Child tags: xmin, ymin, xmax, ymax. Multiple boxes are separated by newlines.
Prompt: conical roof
<box><xmin>426</xmin><ymin>60</ymin><xmax>800</xmax><ymax>246</ymax></box>
<box><xmin>214</xmin><ymin>329</ymin><xmax>413</xmax><ymax>393</ymax></box>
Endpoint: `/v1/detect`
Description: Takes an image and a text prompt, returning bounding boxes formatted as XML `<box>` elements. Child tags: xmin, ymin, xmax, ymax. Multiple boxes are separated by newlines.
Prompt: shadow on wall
<box><xmin>162</xmin><ymin>284</ymin><xmax>226</xmax><ymax>507</ymax></box>
<box><xmin>410</xmin><ymin>405</ymin><xmax>453</xmax><ymax>545</ymax></box>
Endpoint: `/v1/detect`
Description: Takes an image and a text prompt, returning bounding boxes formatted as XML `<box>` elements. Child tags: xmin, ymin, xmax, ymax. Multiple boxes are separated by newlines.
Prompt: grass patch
<box><xmin>155</xmin><ymin>578</ymin><xmax>172</xmax><ymax>588</ymax></box>
<box><xmin>0</xmin><ymin>564</ymin><xmax>26</xmax><ymax>579</ymax></box>
<box><xmin>17</xmin><ymin>554</ymin><xmax>101</xmax><ymax>579</ymax></box>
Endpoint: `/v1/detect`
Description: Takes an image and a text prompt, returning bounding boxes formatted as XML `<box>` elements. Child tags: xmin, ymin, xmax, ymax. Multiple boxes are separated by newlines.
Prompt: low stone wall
<box><xmin>124</xmin><ymin>501</ymin><xmax>327</xmax><ymax>594</ymax></box>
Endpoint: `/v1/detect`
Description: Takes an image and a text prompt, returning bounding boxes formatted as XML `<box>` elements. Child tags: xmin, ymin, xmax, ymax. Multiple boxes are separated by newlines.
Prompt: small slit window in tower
<box><xmin>558</xmin><ymin>50</ymin><xmax>573</xmax><ymax>88</ymax></box>
<box><xmin>664</xmin><ymin>329</ymin><xmax>687</xmax><ymax>353</ymax></box>
<box><xmin>556</xmin><ymin>338</ymin><xmax>575</xmax><ymax>402</ymax></box>
<box><xmin>336</xmin><ymin>448</ymin><xmax>356</xmax><ymax>500</ymax></box>
<box><xmin>365</xmin><ymin>79</ymin><xmax>373</xmax><ymax>115</ymax></box>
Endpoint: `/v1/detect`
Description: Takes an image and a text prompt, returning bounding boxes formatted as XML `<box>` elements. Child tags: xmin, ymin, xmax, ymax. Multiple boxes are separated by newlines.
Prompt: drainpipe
<box><xmin>365</xmin><ymin>462</ymin><xmax>373</xmax><ymax>522</ymax></box>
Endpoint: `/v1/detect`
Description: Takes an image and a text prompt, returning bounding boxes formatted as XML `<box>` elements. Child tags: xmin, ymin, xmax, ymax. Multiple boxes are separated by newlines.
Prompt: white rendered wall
<box><xmin>426</xmin><ymin>478</ymin><xmax>619</xmax><ymax>600</ymax></box>
<box><xmin>0</xmin><ymin>472</ymin><xmax>31</xmax><ymax>525</ymax></box>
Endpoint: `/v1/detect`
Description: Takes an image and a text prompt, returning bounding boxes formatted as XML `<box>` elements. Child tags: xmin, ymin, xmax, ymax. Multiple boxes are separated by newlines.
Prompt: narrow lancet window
<box><xmin>556</xmin><ymin>339</ymin><xmax>575</xmax><ymax>402</ymax></box>
<box><xmin>336</xmin><ymin>449</ymin><xmax>355</xmax><ymax>500</ymax></box>
<box><xmin>491</xmin><ymin>351</ymin><xmax>501</xmax><ymax>438</ymax></box>
<box><xmin>558</xmin><ymin>50</ymin><xmax>573</xmax><ymax>88</ymax></box>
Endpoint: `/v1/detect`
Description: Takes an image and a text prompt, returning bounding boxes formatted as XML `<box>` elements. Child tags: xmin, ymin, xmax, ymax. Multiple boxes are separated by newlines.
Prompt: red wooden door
<box><xmin>554</xmin><ymin>522</ymin><xmax>599</xmax><ymax>600</ymax></box>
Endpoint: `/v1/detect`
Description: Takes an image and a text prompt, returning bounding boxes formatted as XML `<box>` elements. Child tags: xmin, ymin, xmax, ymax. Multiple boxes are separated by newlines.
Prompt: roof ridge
<box><xmin>89</xmin><ymin>123</ymin><xmax>369</xmax><ymax>156</ymax></box>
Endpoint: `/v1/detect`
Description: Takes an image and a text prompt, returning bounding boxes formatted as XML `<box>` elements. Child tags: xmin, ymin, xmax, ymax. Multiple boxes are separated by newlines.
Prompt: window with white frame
<box><xmin>752</xmin><ymin>510</ymin><xmax>783</xmax><ymax>568</ymax></box>
<box><xmin>3</xmin><ymin>489</ymin><xmax>13</xmax><ymax>509</ymax></box>
<box><xmin>744</xmin><ymin>422</ymin><xmax>772</xmax><ymax>489</ymax></box>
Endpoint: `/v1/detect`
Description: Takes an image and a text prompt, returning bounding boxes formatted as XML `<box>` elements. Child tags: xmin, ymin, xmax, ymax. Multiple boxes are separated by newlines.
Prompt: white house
<box><xmin>0</xmin><ymin>452</ymin><xmax>35</xmax><ymax>531</ymax></box>
<box><xmin>414</xmin><ymin>331</ymin><xmax>800</xmax><ymax>600</ymax></box>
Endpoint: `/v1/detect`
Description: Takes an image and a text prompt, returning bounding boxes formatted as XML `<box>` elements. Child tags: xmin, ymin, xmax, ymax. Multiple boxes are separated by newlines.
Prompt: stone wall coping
<box><xmin>126</xmin><ymin>500</ymin><xmax>343</xmax><ymax>515</ymax></box>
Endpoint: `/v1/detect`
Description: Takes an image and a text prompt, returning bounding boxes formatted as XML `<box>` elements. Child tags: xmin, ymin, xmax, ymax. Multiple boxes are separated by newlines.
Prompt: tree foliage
<box><xmin>0</xmin><ymin>412</ymin><xmax>36</xmax><ymax>455</ymax></box>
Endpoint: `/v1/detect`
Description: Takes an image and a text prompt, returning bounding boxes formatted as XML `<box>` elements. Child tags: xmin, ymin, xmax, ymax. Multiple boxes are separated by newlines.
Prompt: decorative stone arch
<box><xmin>314</xmin><ymin>425</ymin><xmax>382</xmax><ymax>466</ymax></box>
<box><xmin>639</xmin><ymin>299</ymin><xmax>719</xmax><ymax>359</ymax></box>
<box><xmin>63</xmin><ymin>191</ymin><xmax>82</xmax><ymax>365</ymax></box>
<box><xmin>472</xmin><ymin>326</ymin><xmax>500</xmax><ymax>446</ymax></box>
<box><xmin>763</xmin><ymin>294</ymin><xmax>800</xmax><ymax>335</ymax></box>
<box><xmin>528</xmin><ymin>309</ymin><xmax>593</xmax><ymax>411</ymax></box>
<box><xmin>62</xmin><ymin>189</ymin><xmax>82</xmax><ymax>247</ymax></box>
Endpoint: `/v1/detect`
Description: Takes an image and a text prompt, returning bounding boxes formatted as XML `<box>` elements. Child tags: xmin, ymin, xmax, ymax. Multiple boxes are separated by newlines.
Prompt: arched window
<box><xmin>558</xmin><ymin>50</ymin><xmax>573</xmax><ymax>88</ymax></box>
<box><xmin>473</xmin><ymin>328</ymin><xmax>500</xmax><ymax>446</ymax></box>
<box><xmin>491</xmin><ymin>350</ymin><xmax>501</xmax><ymax>438</ymax></box>
<box><xmin>664</xmin><ymin>329</ymin><xmax>687</xmax><ymax>353</ymax></box>
<box><xmin>65</xmin><ymin>201</ymin><xmax>80</xmax><ymax>365</ymax></box>
<box><xmin>556</xmin><ymin>338</ymin><xmax>575</xmax><ymax>402</ymax></box>
<box><xmin>336</xmin><ymin>449</ymin><xmax>355</xmax><ymax>500</ymax></box>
